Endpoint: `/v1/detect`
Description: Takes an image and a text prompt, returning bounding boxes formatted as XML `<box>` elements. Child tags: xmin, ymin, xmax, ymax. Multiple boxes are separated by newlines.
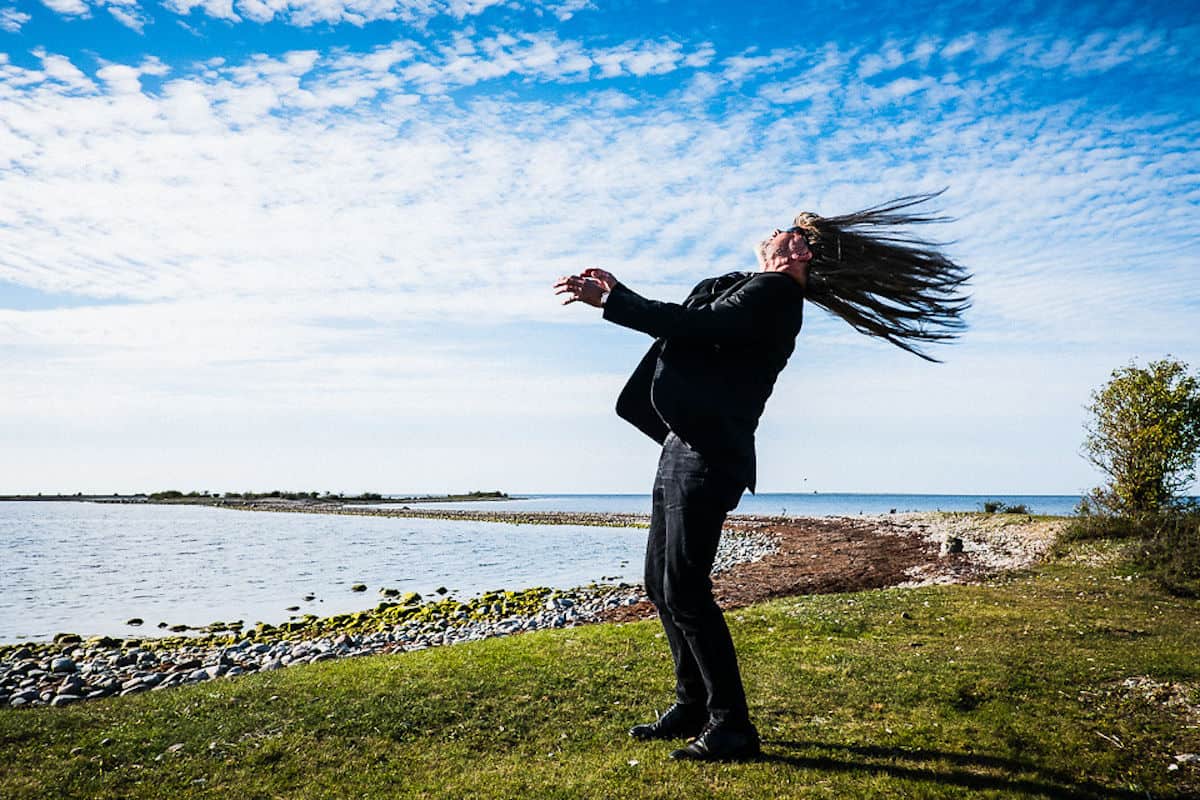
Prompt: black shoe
<box><xmin>629</xmin><ymin>703</ymin><xmax>708</xmax><ymax>741</ymax></box>
<box><xmin>669</xmin><ymin>721</ymin><xmax>761</xmax><ymax>762</ymax></box>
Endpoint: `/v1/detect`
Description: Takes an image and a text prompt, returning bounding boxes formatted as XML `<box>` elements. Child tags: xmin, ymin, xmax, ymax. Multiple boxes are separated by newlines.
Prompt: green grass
<box><xmin>3</xmin><ymin>545</ymin><xmax>1198</xmax><ymax>799</ymax></box>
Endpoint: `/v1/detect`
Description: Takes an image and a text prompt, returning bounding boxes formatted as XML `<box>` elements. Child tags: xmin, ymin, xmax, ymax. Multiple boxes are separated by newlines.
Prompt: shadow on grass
<box><xmin>762</xmin><ymin>739</ymin><xmax>1174</xmax><ymax>800</ymax></box>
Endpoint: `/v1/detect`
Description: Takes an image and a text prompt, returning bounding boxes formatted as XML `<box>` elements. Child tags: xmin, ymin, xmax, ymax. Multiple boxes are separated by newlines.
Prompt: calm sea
<box><xmin>0</xmin><ymin>493</ymin><xmax>1078</xmax><ymax>644</ymax></box>
<box><xmin>0</xmin><ymin>501</ymin><xmax>644</xmax><ymax>644</ymax></box>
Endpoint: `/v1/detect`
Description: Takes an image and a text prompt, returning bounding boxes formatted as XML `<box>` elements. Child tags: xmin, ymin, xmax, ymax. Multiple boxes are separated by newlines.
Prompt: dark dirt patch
<box><xmin>598</xmin><ymin>515</ymin><xmax>966</xmax><ymax>623</ymax></box>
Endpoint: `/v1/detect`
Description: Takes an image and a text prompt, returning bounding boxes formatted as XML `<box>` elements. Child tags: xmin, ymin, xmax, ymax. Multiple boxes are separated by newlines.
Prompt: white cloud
<box><xmin>108</xmin><ymin>4</ymin><xmax>151</xmax><ymax>31</ymax></box>
<box><xmin>1</xmin><ymin>20</ymin><xmax>1197</xmax><ymax>493</ymax></box>
<box><xmin>39</xmin><ymin>0</ymin><xmax>89</xmax><ymax>14</ymax></box>
<box><xmin>545</xmin><ymin>0</ymin><xmax>589</xmax><ymax>21</ymax></box>
<box><xmin>1</xmin><ymin>6</ymin><xmax>31</xmax><ymax>31</ymax></box>
<box><xmin>151</xmin><ymin>0</ymin><xmax>559</xmax><ymax>27</ymax></box>
<box><xmin>163</xmin><ymin>0</ymin><xmax>239</xmax><ymax>21</ymax></box>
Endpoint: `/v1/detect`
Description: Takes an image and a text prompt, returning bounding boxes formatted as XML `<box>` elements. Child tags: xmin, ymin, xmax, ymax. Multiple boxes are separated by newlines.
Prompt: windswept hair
<box><xmin>790</xmin><ymin>189</ymin><xmax>972</xmax><ymax>362</ymax></box>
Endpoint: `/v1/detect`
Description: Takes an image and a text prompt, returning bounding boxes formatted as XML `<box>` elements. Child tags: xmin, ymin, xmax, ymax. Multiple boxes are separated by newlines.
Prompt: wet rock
<box><xmin>51</xmin><ymin>694</ymin><xmax>81</xmax><ymax>707</ymax></box>
<box><xmin>58</xmin><ymin>676</ymin><xmax>85</xmax><ymax>695</ymax></box>
<box><xmin>126</xmin><ymin>618</ymin><xmax>144</xmax><ymax>626</ymax></box>
<box><xmin>351</xmin><ymin>584</ymin><xmax>367</xmax><ymax>592</ymax></box>
<box><xmin>110</xmin><ymin>651</ymin><xmax>136</xmax><ymax>667</ymax></box>
<box><xmin>50</xmin><ymin>657</ymin><xmax>76</xmax><ymax>674</ymax></box>
<box><xmin>53</xmin><ymin>633</ymin><xmax>82</xmax><ymax>646</ymax></box>
<box><xmin>86</xmin><ymin>636</ymin><xmax>122</xmax><ymax>648</ymax></box>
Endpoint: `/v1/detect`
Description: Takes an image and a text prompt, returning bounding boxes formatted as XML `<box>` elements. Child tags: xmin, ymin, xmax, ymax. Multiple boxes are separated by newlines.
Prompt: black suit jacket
<box><xmin>602</xmin><ymin>271</ymin><xmax>805</xmax><ymax>492</ymax></box>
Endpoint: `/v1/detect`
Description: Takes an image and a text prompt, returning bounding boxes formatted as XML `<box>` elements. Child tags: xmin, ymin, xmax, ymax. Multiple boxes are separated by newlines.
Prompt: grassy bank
<box><xmin>3</xmin><ymin>543</ymin><xmax>1198</xmax><ymax>799</ymax></box>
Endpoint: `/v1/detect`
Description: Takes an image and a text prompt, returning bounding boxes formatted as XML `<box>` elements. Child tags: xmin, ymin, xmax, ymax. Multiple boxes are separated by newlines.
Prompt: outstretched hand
<box><xmin>553</xmin><ymin>268</ymin><xmax>618</xmax><ymax>308</ymax></box>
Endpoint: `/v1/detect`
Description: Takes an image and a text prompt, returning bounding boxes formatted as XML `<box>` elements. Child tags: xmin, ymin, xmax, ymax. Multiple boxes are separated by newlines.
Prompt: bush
<box><xmin>981</xmin><ymin>500</ymin><xmax>1031</xmax><ymax>514</ymax></box>
<box><xmin>1082</xmin><ymin>357</ymin><xmax>1200</xmax><ymax>514</ymax></box>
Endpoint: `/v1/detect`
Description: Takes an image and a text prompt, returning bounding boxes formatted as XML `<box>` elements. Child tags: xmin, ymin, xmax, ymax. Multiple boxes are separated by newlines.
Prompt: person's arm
<box><xmin>602</xmin><ymin>274</ymin><xmax>793</xmax><ymax>343</ymax></box>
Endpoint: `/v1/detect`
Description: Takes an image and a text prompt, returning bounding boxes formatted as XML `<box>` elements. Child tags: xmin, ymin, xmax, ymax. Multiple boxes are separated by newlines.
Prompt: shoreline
<box><xmin>0</xmin><ymin>510</ymin><xmax>1066</xmax><ymax>710</ymax></box>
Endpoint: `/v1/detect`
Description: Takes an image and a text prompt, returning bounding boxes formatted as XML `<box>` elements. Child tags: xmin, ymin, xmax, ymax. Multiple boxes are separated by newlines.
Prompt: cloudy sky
<box><xmin>1</xmin><ymin>0</ymin><xmax>1197</xmax><ymax>496</ymax></box>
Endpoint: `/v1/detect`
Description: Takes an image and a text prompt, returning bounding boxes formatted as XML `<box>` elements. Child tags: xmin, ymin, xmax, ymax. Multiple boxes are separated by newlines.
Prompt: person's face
<box><xmin>756</xmin><ymin>228</ymin><xmax>812</xmax><ymax>271</ymax></box>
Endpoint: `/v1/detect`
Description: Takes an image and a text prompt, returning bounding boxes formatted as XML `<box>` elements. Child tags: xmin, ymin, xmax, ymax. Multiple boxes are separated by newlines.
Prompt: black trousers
<box><xmin>645</xmin><ymin>431</ymin><xmax>749</xmax><ymax>725</ymax></box>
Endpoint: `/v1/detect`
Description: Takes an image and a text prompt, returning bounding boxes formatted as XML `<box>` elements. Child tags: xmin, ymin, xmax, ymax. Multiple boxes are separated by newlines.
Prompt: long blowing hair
<box><xmin>790</xmin><ymin>189</ymin><xmax>972</xmax><ymax>362</ymax></box>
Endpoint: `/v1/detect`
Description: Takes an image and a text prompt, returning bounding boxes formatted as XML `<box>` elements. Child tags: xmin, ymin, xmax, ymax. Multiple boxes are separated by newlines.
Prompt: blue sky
<box><xmin>1</xmin><ymin>0</ymin><xmax>1197</xmax><ymax>495</ymax></box>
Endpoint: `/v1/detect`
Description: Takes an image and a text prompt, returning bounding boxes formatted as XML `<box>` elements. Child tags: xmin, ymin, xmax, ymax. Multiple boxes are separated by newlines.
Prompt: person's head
<box><xmin>755</xmin><ymin>227</ymin><xmax>813</xmax><ymax>285</ymax></box>
<box><xmin>778</xmin><ymin>191</ymin><xmax>973</xmax><ymax>362</ymax></box>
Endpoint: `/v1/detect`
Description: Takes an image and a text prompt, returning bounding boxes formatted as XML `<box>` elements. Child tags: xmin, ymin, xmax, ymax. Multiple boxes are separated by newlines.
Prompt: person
<box><xmin>553</xmin><ymin>192</ymin><xmax>971</xmax><ymax>762</ymax></box>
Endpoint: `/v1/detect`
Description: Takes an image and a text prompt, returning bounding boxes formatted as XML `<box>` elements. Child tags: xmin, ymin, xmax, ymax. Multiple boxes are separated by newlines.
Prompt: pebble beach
<box><xmin>0</xmin><ymin>525</ymin><xmax>779</xmax><ymax>710</ymax></box>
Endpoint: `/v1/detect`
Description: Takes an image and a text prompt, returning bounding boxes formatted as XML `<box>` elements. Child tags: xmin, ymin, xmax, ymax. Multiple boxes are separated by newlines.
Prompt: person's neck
<box><xmin>762</xmin><ymin>264</ymin><xmax>807</xmax><ymax>287</ymax></box>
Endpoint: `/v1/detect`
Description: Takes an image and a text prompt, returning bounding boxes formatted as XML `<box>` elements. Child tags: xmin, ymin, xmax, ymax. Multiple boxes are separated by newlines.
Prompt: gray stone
<box><xmin>58</xmin><ymin>675</ymin><xmax>84</xmax><ymax>691</ymax></box>
<box><xmin>51</xmin><ymin>694</ymin><xmax>81</xmax><ymax>707</ymax></box>
<box><xmin>50</xmin><ymin>657</ymin><xmax>76</xmax><ymax>674</ymax></box>
<box><xmin>119</xmin><ymin>684</ymin><xmax>147</xmax><ymax>697</ymax></box>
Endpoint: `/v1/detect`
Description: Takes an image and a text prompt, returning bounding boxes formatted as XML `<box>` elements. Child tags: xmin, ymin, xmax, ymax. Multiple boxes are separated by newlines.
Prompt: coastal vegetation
<box><xmin>153</xmin><ymin>489</ymin><xmax>510</xmax><ymax>503</ymax></box>
<box><xmin>980</xmin><ymin>500</ymin><xmax>1031</xmax><ymax>514</ymax></box>
<box><xmin>1067</xmin><ymin>357</ymin><xmax>1200</xmax><ymax>598</ymax></box>
<box><xmin>1</xmin><ymin>538</ymin><xmax>1196</xmax><ymax>799</ymax></box>
<box><xmin>1</xmin><ymin>490</ymin><xmax>511</xmax><ymax>504</ymax></box>
<box><xmin>1081</xmin><ymin>357</ymin><xmax>1200</xmax><ymax>515</ymax></box>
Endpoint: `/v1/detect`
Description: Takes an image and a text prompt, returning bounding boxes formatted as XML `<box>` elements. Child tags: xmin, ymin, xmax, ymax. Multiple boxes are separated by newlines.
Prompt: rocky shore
<box><xmin>1</xmin><ymin>510</ymin><xmax>1064</xmax><ymax>711</ymax></box>
<box><xmin>0</xmin><ymin>527</ymin><xmax>778</xmax><ymax>710</ymax></box>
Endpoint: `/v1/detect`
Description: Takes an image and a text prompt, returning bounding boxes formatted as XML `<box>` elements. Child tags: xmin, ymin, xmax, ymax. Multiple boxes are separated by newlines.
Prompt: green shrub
<box><xmin>981</xmin><ymin>500</ymin><xmax>1031</xmax><ymax>514</ymax></box>
<box><xmin>1062</xmin><ymin>507</ymin><xmax>1200</xmax><ymax>596</ymax></box>
<box><xmin>1135</xmin><ymin>508</ymin><xmax>1200</xmax><ymax>597</ymax></box>
<box><xmin>1060</xmin><ymin>513</ymin><xmax>1140</xmax><ymax>543</ymax></box>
